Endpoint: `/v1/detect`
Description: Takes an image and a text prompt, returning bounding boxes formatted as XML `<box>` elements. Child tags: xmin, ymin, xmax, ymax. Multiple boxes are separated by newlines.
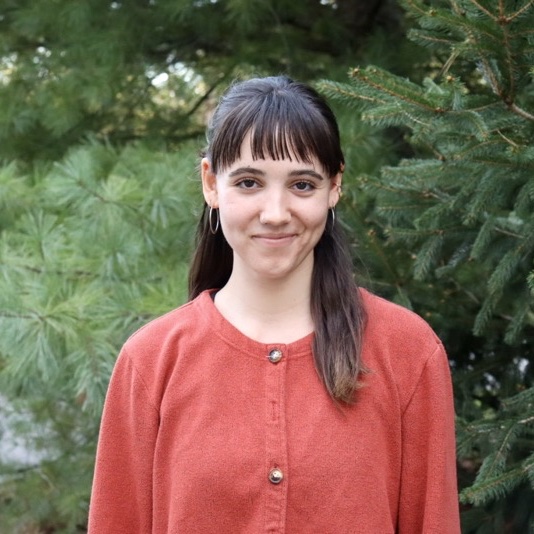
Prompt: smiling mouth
<box><xmin>253</xmin><ymin>234</ymin><xmax>296</xmax><ymax>246</ymax></box>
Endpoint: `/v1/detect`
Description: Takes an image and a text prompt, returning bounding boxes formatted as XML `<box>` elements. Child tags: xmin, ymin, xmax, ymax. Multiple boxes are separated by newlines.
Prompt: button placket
<box><xmin>264</xmin><ymin>344</ymin><xmax>288</xmax><ymax>531</ymax></box>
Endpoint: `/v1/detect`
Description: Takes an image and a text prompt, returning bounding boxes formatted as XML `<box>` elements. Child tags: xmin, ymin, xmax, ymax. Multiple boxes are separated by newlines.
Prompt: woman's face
<box><xmin>202</xmin><ymin>134</ymin><xmax>342</xmax><ymax>283</ymax></box>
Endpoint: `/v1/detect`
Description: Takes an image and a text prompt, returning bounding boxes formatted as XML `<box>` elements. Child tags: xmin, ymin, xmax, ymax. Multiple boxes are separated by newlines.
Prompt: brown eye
<box><xmin>237</xmin><ymin>179</ymin><xmax>258</xmax><ymax>189</ymax></box>
<box><xmin>294</xmin><ymin>181</ymin><xmax>314</xmax><ymax>191</ymax></box>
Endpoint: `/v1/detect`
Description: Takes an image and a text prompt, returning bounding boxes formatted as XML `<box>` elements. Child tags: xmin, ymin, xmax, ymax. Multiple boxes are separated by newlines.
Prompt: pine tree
<box><xmin>0</xmin><ymin>2</ymin><xmax>411</xmax><ymax>530</ymax></box>
<box><xmin>0</xmin><ymin>141</ymin><xmax>201</xmax><ymax>531</ymax></box>
<box><xmin>0</xmin><ymin>0</ymin><xmax>398</xmax><ymax>161</ymax></box>
<box><xmin>320</xmin><ymin>0</ymin><xmax>534</xmax><ymax>531</ymax></box>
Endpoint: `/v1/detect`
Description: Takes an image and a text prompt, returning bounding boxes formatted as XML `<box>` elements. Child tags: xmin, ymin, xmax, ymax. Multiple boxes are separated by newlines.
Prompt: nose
<box><xmin>259</xmin><ymin>190</ymin><xmax>291</xmax><ymax>226</ymax></box>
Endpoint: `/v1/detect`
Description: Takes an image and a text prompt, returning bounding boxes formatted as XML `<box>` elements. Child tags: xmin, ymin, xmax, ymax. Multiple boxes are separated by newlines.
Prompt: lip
<box><xmin>252</xmin><ymin>233</ymin><xmax>297</xmax><ymax>246</ymax></box>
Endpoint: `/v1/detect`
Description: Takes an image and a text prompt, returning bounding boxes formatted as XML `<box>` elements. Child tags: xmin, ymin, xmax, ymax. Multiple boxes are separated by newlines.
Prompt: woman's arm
<box><xmin>397</xmin><ymin>344</ymin><xmax>460</xmax><ymax>533</ymax></box>
<box><xmin>88</xmin><ymin>348</ymin><xmax>159</xmax><ymax>533</ymax></box>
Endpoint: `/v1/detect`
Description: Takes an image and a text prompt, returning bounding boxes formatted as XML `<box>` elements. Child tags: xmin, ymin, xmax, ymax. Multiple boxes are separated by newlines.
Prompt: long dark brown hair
<box><xmin>188</xmin><ymin>75</ymin><xmax>366</xmax><ymax>403</ymax></box>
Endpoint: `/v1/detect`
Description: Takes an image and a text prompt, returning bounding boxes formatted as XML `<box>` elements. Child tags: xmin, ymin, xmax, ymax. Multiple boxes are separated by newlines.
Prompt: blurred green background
<box><xmin>0</xmin><ymin>1</ymin><xmax>533</xmax><ymax>532</ymax></box>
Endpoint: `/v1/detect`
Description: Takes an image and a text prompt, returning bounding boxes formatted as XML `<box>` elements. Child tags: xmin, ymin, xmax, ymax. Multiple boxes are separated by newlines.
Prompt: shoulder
<box><xmin>360</xmin><ymin>287</ymin><xmax>442</xmax><ymax>352</ymax></box>
<box><xmin>359</xmin><ymin>288</ymin><xmax>448</xmax><ymax>402</ymax></box>
<box><xmin>121</xmin><ymin>290</ymin><xmax>213</xmax><ymax>363</ymax></box>
<box><xmin>108</xmin><ymin>291</ymin><xmax>215</xmax><ymax>404</ymax></box>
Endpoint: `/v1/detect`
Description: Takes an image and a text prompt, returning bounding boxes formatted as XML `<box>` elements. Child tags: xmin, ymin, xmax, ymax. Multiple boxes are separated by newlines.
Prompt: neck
<box><xmin>214</xmin><ymin>260</ymin><xmax>314</xmax><ymax>343</ymax></box>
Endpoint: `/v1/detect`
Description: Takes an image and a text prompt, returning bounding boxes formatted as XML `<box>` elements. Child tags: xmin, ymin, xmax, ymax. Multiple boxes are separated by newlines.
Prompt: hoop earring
<box><xmin>209</xmin><ymin>206</ymin><xmax>220</xmax><ymax>234</ymax></box>
<box><xmin>330</xmin><ymin>207</ymin><xmax>335</xmax><ymax>232</ymax></box>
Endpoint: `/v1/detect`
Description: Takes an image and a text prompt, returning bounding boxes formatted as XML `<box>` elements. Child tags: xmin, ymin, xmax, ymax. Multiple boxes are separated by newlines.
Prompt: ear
<box><xmin>201</xmin><ymin>158</ymin><xmax>218</xmax><ymax>208</ymax></box>
<box><xmin>328</xmin><ymin>171</ymin><xmax>343</xmax><ymax>208</ymax></box>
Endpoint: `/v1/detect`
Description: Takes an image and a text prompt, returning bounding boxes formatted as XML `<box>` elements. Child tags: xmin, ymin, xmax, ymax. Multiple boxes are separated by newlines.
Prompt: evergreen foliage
<box><xmin>0</xmin><ymin>1</ymin><xmax>409</xmax><ymax>530</ymax></box>
<box><xmin>0</xmin><ymin>141</ymin><xmax>200</xmax><ymax>531</ymax></box>
<box><xmin>320</xmin><ymin>0</ymin><xmax>534</xmax><ymax>531</ymax></box>
<box><xmin>0</xmin><ymin>0</ymin><xmax>398</xmax><ymax>161</ymax></box>
<box><xmin>9</xmin><ymin>0</ymin><xmax>534</xmax><ymax>530</ymax></box>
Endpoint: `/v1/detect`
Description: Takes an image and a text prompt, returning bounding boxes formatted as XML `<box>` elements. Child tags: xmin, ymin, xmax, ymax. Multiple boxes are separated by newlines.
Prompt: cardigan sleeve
<box><xmin>397</xmin><ymin>343</ymin><xmax>461</xmax><ymax>534</ymax></box>
<box><xmin>88</xmin><ymin>348</ymin><xmax>159</xmax><ymax>533</ymax></box>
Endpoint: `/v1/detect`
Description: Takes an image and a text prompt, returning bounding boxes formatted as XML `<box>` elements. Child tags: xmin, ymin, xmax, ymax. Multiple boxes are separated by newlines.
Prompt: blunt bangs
<box><xmin>206</xmin><ymin>77</ymin><xmax>344</xmax><ymax>177</ymax></box>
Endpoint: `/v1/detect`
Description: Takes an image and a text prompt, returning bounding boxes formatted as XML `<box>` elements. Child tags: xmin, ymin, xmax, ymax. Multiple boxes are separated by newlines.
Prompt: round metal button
<box><xmin>268</xmin><ymin>349</ymin><xmax>283</xmax><ymax>363</ymax></box>
<box><xmin>268</xmin><ymin>468</ymin><xmax>284</xmax><ymax>484</ymax></box>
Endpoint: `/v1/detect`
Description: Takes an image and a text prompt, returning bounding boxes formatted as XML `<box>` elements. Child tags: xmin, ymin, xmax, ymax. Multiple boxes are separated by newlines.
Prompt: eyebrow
<box><xmin>289</xmin><ymin>169</ymin><xmax>325</xmax><ymax>181</ymax></box>
<box><xmin>228</xmin><ymin>166</ymin><xmax>325</xmax><ymax>180</ymax></box>
<box><xmin>227</xmin><ymin>167</ymin><xmax>264</xmax><ymax>178</ymax></box>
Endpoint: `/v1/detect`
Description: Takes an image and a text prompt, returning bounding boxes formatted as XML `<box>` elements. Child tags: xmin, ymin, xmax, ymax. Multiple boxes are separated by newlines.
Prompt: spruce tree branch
<box><xmin>482</xmin><ymin>421</ymin><xmax>517</xmax><ymax>480</ymax></box>
<box><xmin>439</xmin><ymin>50</ymin><xmax>460</xmax><ymax>78</ymax></box>
<box><xmin>461</xmin><ymin>463</ymin><xmax>529</xmax><ymax>504</ymax></box>
<box><xmin>493</xmin><ymin>227</ymin><xmax>522</xmax><ymax>239</ymax></box>
<box><xmin>361</xmin><ymin>226</ymin><xmax>406</xmax><ymax>283</ymax></box>
<box><xmin>411</xmin><ymin>6</ymin><xmax>502</xmax><ymax>68</ymax></box>
<box><xmin>508</xmin><ymin>103</ymin><xmax>534</xmax><ymax>122</ymax></box>
<box><xmin>501</xmin><ymin>24</ymin><xmax>516</xmax><ymax>99</ymax></box>
<box><xmin>417</xmin><ymin>140</ymin><xmax>447</xmax><ymax>161</ymax></box>
<box><xmin>453</xmin><ymin>140</ymin><xmax>510</xmax><ymax>160</ymax></box>
<box><xmin>449</xmin><ymin>0</ymin><xmax>462</xmax><ymax>17</ymax></box>
<box><xmin>450</xmin><ymin>278</ymin><xmax>481</xmax><ymax>306</ymax></box>
<box><xmin>466</xmin><ymin>0</ymin><xmax>498</xmax><ymax>22</ymax></box>
<box><xmin>477</xmin><ymin>54</ymin><xmax>503</xmax><ymax>97</ymax></box>
<box><xmin>350</xmin><ymin>68</ymin><xmax>441</xmax><ymax>113</ymax></box>
<box><xmin>403</xmin><ymin>0</ymin><xmax>431</xmax><ymax>17</ymax></box>
<box><xmin>508</xmin><ymin>0</ymin><xmax>534</xmax><ymax>22</ymax></box>
<box><xmin>496</xmin><ymin>130</ymin><xmax>519</xmax><ymax>148</ymax></box>
<box><xmin>415</xmin><ymin>34</ymin><xmax>457</xmax><ymax>49</ymax></box>
<box><xmin>471</xmin><ymin>0</ymin><xmax>534</xmax><ymax>105</ymax></box>
<box><xmin>498</xmin><ymin>0</ymin><xmax>505</xmax><ymax>20</ymax></box>
<box><xmin>322</xmin><ymin>80</ymin><xmax>388</xmax><ymax>106</ymax></box>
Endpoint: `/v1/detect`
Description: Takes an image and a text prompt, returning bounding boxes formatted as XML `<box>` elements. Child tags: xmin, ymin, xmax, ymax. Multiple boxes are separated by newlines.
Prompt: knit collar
<box><xmin>195</xmin><ymin>289</ymin><xmax>314</xmax><ymax>360</ymax></box>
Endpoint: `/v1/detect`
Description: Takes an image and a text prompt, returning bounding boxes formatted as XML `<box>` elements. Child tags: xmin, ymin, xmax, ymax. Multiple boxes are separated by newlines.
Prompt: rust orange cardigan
<box><xmin>88</xmin><ymin>289</ymin><xmax>460</xmax><ymax>533</ymax></box>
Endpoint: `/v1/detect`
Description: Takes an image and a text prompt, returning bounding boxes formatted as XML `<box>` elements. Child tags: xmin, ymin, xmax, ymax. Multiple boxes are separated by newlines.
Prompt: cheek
<box><xmin>304</xmin><ymin>213</ymin><xmax>328</xmax><ymax>230</ymax></box>
<box><xmin>219</xmin><ymin>211</ymin><xmax>241</xmax><ymax>233</ymax></box>
<box><xmin>218</xmin><ymin>199</ymin><xmax>253</xmax><ymax>234</ymax></box>
<box><xmin>303</xmin><ymin>201</ymin><xmax>330</xmax><ymax>226</ymax></box>
<box><xmin>311</xmin><ymin>207</ymin><xmax>332</xmax><ymax>235</ymax></box>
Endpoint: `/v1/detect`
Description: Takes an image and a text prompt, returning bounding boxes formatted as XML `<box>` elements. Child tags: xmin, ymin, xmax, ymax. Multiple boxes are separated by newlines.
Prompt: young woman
<box><xmin>88</xmin><ymin>76</ymin><xmax>460</xmax><ymax>533</ymax></box>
